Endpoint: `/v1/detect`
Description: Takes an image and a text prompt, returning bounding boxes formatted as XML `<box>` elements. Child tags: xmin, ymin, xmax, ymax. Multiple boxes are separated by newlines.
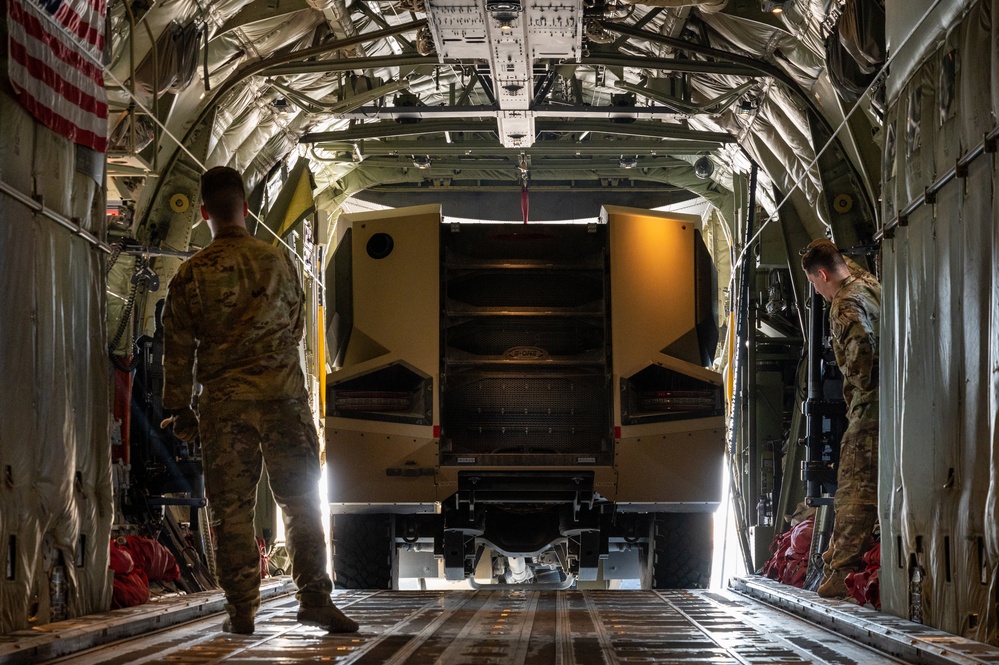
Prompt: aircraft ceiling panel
<box><xmin>526</xmin><ymin>2</ymin><xmax>583</xmax><ymax>60</ymax></box>
<box><xmin>426</xmin><ymin>2</ymin><xmax>489</xmax><ymax>60</ymax></box>
<box><xmin>428</xmin><ymin>1</ymin><xmax>582</xmax><ymax>147</ymax></box>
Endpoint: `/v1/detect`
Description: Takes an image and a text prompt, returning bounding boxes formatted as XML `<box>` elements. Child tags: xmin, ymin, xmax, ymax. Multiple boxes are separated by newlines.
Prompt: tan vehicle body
<box><xmin>325</xmin><ymin>204</ymin><xmax>724</xmax><ymax>588</ymax></box>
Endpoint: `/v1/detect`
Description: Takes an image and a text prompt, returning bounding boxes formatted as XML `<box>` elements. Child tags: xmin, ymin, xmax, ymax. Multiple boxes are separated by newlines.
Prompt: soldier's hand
<box><xmin>160</xmin><ymin>407</ymin><xmax>199</xmax><ymax>442</ymax></box>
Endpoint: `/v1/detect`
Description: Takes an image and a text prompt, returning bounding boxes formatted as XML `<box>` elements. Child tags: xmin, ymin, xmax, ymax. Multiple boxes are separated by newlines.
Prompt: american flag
<box><xmin>7</xmin><ymin>0</ymin><xmax>108</xmax><ymax>152</ymax></box>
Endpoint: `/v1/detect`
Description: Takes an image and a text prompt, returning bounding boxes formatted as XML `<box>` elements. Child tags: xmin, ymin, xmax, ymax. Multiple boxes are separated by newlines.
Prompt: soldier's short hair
<box><xmin>201</xmin><ymin>166</ymin><xmax>246</xmax><ymax>222</ymax></box>
<box><xmin>801</xmin><ymin>238</ymin><xmax>847</xmax><ymax>275</ymax></box>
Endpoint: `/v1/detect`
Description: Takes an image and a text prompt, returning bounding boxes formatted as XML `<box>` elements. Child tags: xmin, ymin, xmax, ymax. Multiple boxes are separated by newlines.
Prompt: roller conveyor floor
<box><xmin>5</xmin><ymin>577</ymin><xmax>999</xmax><ymax>664</ymax></box>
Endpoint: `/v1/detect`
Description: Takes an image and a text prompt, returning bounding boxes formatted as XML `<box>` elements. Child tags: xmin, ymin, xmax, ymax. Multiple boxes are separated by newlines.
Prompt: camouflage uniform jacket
<box><xmin>162</xmin><ymin>226</ymin><xmax>309</xmax><ymax>410</ymax></box>
<box><xmin>829</xmin><ymin>268</ymin><xmax>881</xmax><ymax>412</ymax></box>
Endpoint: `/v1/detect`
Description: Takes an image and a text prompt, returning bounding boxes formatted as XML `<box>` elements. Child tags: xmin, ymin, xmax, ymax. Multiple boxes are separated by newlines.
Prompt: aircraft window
<box><xmin>938</xmin><ymin>49</ymin><xmax>957</xmax><ymax>125</ymax></box>
<box><xmin>905</xmin><ymin>87</ymin><xmax>921</xmax><ymax>156</ymax></box>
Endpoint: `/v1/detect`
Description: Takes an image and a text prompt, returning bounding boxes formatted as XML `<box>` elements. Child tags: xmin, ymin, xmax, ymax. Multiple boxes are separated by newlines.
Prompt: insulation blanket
<box><xmin>0</xmin><ymin>89</ymin><xmax>112</xmax><ymax>634</ymax></box>
<box><xmin>880</xmin><ymin>0</ymin><xmax>999</xmax><ymax>645</ymax></box>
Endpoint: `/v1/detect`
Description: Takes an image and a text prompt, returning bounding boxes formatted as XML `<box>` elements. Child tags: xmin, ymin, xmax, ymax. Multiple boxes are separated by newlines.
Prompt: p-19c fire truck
<box><xmin>325</xmin><ymin>204</ymin><xmax>724</xmax><ymax>589</ymax></box>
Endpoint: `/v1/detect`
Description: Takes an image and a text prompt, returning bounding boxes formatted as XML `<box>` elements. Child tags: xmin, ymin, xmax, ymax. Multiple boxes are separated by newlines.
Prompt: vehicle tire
<box><xmin>640</xmin><ymin>512</ymin><xmax>713</xmax><ymax>590</ymax></box>
<box><xmin>332</xmin><ymin>514</ymin><xmax>394</xmax><ymax>589</ymax></box>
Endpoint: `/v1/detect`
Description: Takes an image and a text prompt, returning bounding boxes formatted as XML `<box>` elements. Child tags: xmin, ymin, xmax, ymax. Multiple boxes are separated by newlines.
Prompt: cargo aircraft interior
<box><xmin>3</xmin><ymin>0</ymin><xmax>999</xmax><ymax>663</ymax></box>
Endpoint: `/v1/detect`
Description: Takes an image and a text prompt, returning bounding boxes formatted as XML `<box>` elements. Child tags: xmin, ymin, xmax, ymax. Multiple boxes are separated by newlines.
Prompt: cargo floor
<box><xmin>4</xmin><ymin>585</ymin><xmax>924</xmax><ymax>665</ymax></box>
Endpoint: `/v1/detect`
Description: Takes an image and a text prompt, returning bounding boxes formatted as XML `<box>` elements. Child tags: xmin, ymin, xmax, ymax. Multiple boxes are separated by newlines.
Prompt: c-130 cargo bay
<box><xmin>3</xmin><ymin>0</ymin><xmax>999</xmax><ymax>663</ymax></box>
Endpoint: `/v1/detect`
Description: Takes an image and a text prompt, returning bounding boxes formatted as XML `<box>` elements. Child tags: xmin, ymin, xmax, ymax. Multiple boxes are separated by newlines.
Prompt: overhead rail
<box><xmin>263</xmin><ymin>53</ymin><xmax>432</xmax><ymax>76</ymax></box>
<box><xmin>301</xmin><ymin>119</ymin><xmax>733</xmax><ymax>145</ymax></box>
<box><xmin>334</xmin><ymin>105</ymin><xmax>701</xmax><ymax>119</ymax></box>
<box><xmin>582</xmin><ymin>53</ymin><xmax>761</xmax><ymax>77</ymax></box>
<box><xmin>313</xmin><ymin>139</ymin><xmax>723</xmax><ymax>156</ymax></box>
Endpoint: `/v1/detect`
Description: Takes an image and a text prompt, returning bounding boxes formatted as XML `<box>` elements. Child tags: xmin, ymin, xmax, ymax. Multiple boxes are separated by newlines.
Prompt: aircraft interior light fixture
<box><xmin>694</xmin><ymin>154</ymin><xmax>714</xmax><ymax>179</ymax></box>
<box><xmin>486</xmin><ymin>0</ymin><xmax>523</xmax><ymax>31</ymax></box>
<box><xmin>619</xmin><ymin>156</ymin><xmax>638</xmax><ymax>170</ymax></box>
<box><xmin>413</xmin><ymin>155</ymin><xmax>432</xmax><ymax>170</ymax></box>
<box><xmin>738</xmin><ymin>99</ymin><xmax>755</xmax><ymax>117</ymax></box>
<box><xmin>760</xmin><ymin>0</ymin><xmax>792</xmax><ymax>14</ymax></box>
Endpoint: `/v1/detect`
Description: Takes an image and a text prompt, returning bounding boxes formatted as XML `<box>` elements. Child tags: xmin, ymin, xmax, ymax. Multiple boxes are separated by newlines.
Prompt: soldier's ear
<box><xmin>243</xmin><ymin>200</ymin><xmax>249</xmax><ymax>219</ymax></box>
<box><xmin>201</xmin><ymin>204</ymin><xmax>210</xmax><ymax>221</ymax></box>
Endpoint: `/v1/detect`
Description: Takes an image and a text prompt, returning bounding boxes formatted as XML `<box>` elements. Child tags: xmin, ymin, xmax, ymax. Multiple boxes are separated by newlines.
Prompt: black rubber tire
<box><xmin>332</xmin><ymin>514</ymin><xmax>394</xmax><ymax>589</ymax></box>
<box><xmin>641</xmin><ymin>512</ymin><xmax>714</xmax><ymax>590</ymax></box>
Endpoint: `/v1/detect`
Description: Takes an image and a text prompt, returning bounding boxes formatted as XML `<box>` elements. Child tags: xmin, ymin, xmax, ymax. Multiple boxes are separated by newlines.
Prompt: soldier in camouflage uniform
<box><xmin>160</xmin><ymin>166</ymin><xmax>358</xmax><ymax>634</ymax></box>
<box><xmin>802</xmin><ymin>239</ymin><xmax>881</xmax><ymax>599</ymax></box>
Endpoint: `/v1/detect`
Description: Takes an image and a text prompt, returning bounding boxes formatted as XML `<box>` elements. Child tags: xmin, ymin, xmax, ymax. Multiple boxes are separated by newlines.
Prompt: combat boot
<box><xmin>297</xmin><ymin>603</ymin><xmax>359</xmax><ymax>633</ymax></box>
<box><xmin>816</xmin><ymin>572</ymin><xmax>849</xmax><ymax>599</ymax></box>
<box><xmin>221</xmin><ymin>614</ymin><xmax>255</xmax><ymax>635</ymax></box>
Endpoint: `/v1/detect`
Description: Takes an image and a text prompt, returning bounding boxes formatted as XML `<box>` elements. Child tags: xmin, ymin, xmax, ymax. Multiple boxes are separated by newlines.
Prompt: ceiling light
<box><xmin>761</xmin><ymin>0</ymin><xmax>791</xmax><ymax>14</ymax></box>
<box><xmin>413</xmin><ymin>156</ymin><xmax>432</xmax><ymax>170</ymax></box>
<box><xmin>694</xmin><ymin>155</ymin><xmax>714</xmax><ymax>179</ymax></box>
<box><xmin>738</xmin><ymin>99</ymin><xmax>755</xmax><ymax>117</ymax></box>
<box><xmin>486</xmin><ymin>1</ymin><xmax>522</xmax><ymax>32</ymax></box>
<box><xmin>619</xmin><ymin>156</ymin><xmax>638</xmax><ymax>170</ymax></box>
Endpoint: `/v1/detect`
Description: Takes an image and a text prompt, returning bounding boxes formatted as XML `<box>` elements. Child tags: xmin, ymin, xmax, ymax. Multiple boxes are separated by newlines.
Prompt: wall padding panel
<box><xmin>0</xmin><ymin>89</ymin><xmax>112</xmax><ymax>634</ymax></box>
<box><xmin>881</xmin><ymin>0</ymin><xmax>999</xmax><ymax>644</ymax></box>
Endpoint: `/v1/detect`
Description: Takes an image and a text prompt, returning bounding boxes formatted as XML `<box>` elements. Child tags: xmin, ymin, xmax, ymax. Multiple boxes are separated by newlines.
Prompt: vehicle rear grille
<box><xmin>442</xmin><ymin>374</ymin><xmax>608</xmax><ymax>455</ymax></box>
<box><xmin>442</xmin><ymin>225</ymin><xmax>612</xmax><ymax>464</ymax></box>
<box><xmin>639</xmin><ymin>390</ymin><xmax>718</xmax><ymax>412</ymax></box>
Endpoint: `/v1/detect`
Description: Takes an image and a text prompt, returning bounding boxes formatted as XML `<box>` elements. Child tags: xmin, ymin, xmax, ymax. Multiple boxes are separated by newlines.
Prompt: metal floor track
<box><xmin>730</xmin><ymin>575</ymin><xmax>999</xmax><ymax>665</ymax></box>
<box><xmin>3</xmin><ymin>577</ymin><xmax>999</xmax><ymax>664</ymax></box>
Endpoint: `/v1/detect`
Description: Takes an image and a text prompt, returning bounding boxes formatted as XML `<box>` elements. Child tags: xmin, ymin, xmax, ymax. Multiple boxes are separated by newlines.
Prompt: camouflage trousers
<box><xmin>823</xmin><ymin>401</ymin><xmax>879</xmax><ymax>579</ymax></box>
<box><xmin>199</xmin><ymin>398</ymin><xmax>333</xmax><ymax>620</ymax></box>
